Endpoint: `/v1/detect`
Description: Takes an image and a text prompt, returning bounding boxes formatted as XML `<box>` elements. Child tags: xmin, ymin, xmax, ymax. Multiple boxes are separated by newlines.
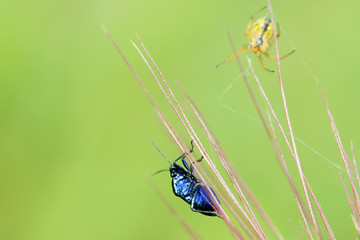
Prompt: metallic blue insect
<box><xmin>152</xmin><ymin>141</ymin><xmax>221</xmax><ymax>217</ymax></box>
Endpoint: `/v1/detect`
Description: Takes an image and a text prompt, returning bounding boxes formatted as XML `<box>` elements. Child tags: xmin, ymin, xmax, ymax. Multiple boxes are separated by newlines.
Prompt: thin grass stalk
<box><xmin>228</xmin><ymin>8</ymin><xmax>315</xmax><ymax>235</ymax></box>
<box><xmin>131</xmin><ymin>37</ymin><xmax>265</xmax><ymax>239</ymax></box>
<box><xmin>101</xmin><ymin>26</ymin><xmax>212</xmax><ymax>238</ymax></box>
<box><xmin>101</xmin><ymin>26</ymin><xmax>154</xmax><ymax>105</ymax></box>
<box><xmin>129</xmin><ymin>40</ymin><xmax>235</xmax><ymax>224</ymax></box>
<box><xmin>290</xmin><ymin>220</ymin><xmax>305</xmax><ymax>240</ymax></box>
<box><xmin>344</xmin><ymin>151</ymin><xmax>360</xmax><ymax>208</ymax></box>
<box><xmin>131</xmin><ymin>39</ymin><xmax>228</xmax><ymax>216</ymax></box>
<box><xmin>225</xmin><ymin>30</ymin><xmax>286</xmax><ymax>239</ymax></box>
<box><xmin>157</xmin><ymin>102</ymin><xmax>269</xmax><ymax>239</ymax></box>
<box><xmin>103</xmin><ymin>3</ymin><xmax>354</xmax><ymax>235</ymax></box>
<box><xmin>299</xmin><ymin>221</ymin><xmax>313</xmax><ymax>240</ymax></box>
<box><xmin>317</xmin><ymin>83</ymin><xmax>360</xmax><ymax>227</ymax></box>
<box><xmin>141</xmin><ymin>57</ymin><xmax>262</xmax><ymax>239</ymax></box>
<box><xmin>133</xmin><ymin>37</ymin><xmax>268</xmax><ymax>239</ymax></box>
<box><xmin>246</xmin><ymin>58</ymin><xmax>314</xmax><ymax>225</ymax></box>
<box><xmin>134</xmin><ymin>38</ymin><xmax>243</xmax><ymax>216</ymax></box>
<box><xmin>225</xmin><ymin>30</ymin><xmax>273</xmax><ymax>141</ymax></box>
<box><xmin>266</xmin><ymin>112</ymin><xmax>312</xmax><ymax>238</ymax></box>
<box><xmin>225</xmin><ymin>8</ymin><xmax>327</xmax><ymax>238</ymax></box>
<box><xmin>226</xmin><ymin>27</ymin><xmax>313</xmax><ymax>240</ymax></box>
<box><xmin>189</xmin><ymin>101</ymin><xmax>262</xmax><ymax>227</ymax></box>
<box><xmin>346</xmin><ymin>157</ymin><xmax>360</xmax><ymax>223</ymax></box>
<box><xmin>267</xmin><ymin>1</ymin><xmax>318</xmax><ymax>236</ymax></box>
<box><xmin>351</xmin><ymin>214</ymin><xmax>360</xmax><ymax>235</ymax></box>
<box><xmin>350</xmin><ymin>142</ymin><xmax>360</xmax><ymax>225</ymax></box>
<box><xmin>181</xmin><ymin>88</ymin><xmax>284</xmax><ymax>240</ymax></box>
<box><xmin>154</xmin><ymin>107</ymin><xmax>252</xmax><ymax>239</ymax></box>
<box><xmin>345</xmin><ymin>152</ymin><xmax>356</xmax><ymax>180</ymax></box>
<box><xmin>303</xmin><ymin>176</ymin><xmax>335</xmax><ymax>239</ymax></box>
<box><xmin>102</xmin><ymin>26</ymin><xmax>245</xmax><ymax>238</ymax></box>
<box><xmin>351</xmin><ymin>142</ymin><xmax>360</xmax><ymax>194</ymax></box>
<box><xmin>225</xmin><ymin>26</ymin><xmax>318</xmax><ymax>240</ymax></box>
<box><xmin>187</xmin><ymin>101</ymin><xmax>268</xmax><ymax>239</ymax></box>
<box><xmin>341</xmin><ymin>174</ymin><xmax>360</xmax><ymax>235</ymax></box>
<box><xmin>246</xmin><ymin>58</ymin><xmax>295</xmax><ymax>161</ymax></box>
<box><xmin>340</xmin><ymin>174</ymin><xmax>357</xmax><ymax>221</ymax></box>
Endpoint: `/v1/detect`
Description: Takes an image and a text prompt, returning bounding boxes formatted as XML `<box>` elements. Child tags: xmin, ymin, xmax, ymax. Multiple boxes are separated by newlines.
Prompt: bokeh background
<box><xmin>1</xmin><ymin>0</ymin><xmax>360</xmax><ymax>239</ymax></box>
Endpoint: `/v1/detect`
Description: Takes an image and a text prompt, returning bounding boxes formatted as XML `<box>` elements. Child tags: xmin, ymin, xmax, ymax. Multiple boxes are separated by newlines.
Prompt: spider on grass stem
<box><xmin>217</xmin><ymin>6</ymin><xmax>295</xmax><ymax>72</ymax></box>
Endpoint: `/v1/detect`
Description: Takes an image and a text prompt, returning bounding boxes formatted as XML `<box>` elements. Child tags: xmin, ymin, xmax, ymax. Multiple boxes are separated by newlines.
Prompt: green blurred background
<box><xmin>1</xmin><ymin>0</ymin><xmax>360</xmax><ymax>239</ymax></box>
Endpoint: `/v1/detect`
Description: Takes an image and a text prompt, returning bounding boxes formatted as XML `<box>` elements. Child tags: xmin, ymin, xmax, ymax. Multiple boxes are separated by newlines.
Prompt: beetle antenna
<box><xmin>151</xmin><ymin>169</ymin><xmax>170</xmax><ymax>176</ymax></box>
<box><xmin>151</xmin><ymin>140</ymin><xmax>172</xmax><ymax>165</ymax></box>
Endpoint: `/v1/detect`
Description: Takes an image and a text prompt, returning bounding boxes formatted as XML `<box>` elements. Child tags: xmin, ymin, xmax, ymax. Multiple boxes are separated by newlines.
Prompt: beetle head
<box><xmin>170</xmin><ymin>163</ymin><xmax>187</xmax><ymax>178</ymax></box>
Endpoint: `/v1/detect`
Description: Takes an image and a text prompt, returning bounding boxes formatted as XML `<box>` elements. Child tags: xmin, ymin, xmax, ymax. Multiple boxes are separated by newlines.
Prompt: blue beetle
<box><xmin>152</xmin><ymin>141</ymin><xmax>221</xmax><ymax>217</ymax></box>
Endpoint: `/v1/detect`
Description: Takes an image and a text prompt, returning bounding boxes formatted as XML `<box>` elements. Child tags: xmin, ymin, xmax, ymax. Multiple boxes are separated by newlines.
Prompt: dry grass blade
<box><xmin>188</xmin><ymin>101</ymin><xmax>268</xmax><ymax>239</ymax></box>
<box><xmin>225</xmin><ymin>30</ymin><xmax>273</xmax><ymax>141</ymax></box>
<box><xmin>103</xmin><ymin>26</ymin><xmax>246</xmax><ymax>239</ymax></box>
<box><xmin>303</xmin><ymin>176</ymin><xmax>335</xmax><ymax>239</ymax></box>
<box><xmin>179</xmin><ymin>84</ymin><xmax>283</xmax><ymax>239</ymax></box>
<box><xmin>247</xmin><ymin>58</ymin><xmax>313</xmax><ymax>235</ymax></box>
<box><xmin>129</xmin><ymin>37</ymin><xmax>252</xmax><ymax>239</ymax></box>
<box><xmin>132</xmin><ymin>35</ymin><xmax>276</xmax><ymax>239</ymax></box>
<box><xmin>351</xmin><ymin>142</ymin><xmax>360</xmax><ymax>193</ymax></box>
<box><xmin>184</xmin><ymin>90</ymin><xmax>283</xmax><ymax>239</ymax></box>
<box><xmin>103</xmin><ymin>0</ymin><xmax>360</xmax><ymax>234</ymax></box>
<box><xmin>266</xmin><ymin>1</ymin><xmax>318</xmax><ymax>236</ymax></box>
<box><xmin>101</xmin><ymin>26</ymin><xmax>204</xmax><ymax>237</ymax></box>
<box><xmin>341</xmin><ymin>174</ymin><xmax>357</xmax><ymax>222</ymax></box>
<box><xmin>266</xmin><ymin>111</ymin><xmax>311</xmax><ymax>236</ymax></box>
<box><xmin>289</xmin><ymin>220</ymin><xmax>304</xmax><ymax>240</ymax></box>
<box><xmin>317</xmin><ymin>82</ymin><xmax>360</xmax><ymax>234</ymax></box>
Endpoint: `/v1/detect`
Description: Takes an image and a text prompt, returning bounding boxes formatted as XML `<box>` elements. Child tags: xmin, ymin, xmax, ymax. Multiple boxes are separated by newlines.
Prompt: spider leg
<box><xmin>216</xmin><ymin>44</ymin><xmax>248</xmax><ymax>68</ymax></box>
<box><xmin>263</xmin><ymin>50</ymin><xmax>295</xmax><ymax>60</ymax></box>
<box><xmin>246</xmin><ymin>6</ymin><xmax>267</xmax><ymax>32</ymax></box>
<box><xmin>275</xmin><ymin>22</ymin><xmax>280</xmax><ymax>39</ymax></box>
<box><xmin>258</xmin><ymin>55</ymin><xmax>274</xmax><ymax>72</ymax></box>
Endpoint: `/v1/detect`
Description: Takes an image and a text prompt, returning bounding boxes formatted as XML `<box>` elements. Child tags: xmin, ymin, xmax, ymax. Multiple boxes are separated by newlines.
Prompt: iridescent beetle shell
<box><xmin>170</xmin><ymin>159</ymin><xmax>221</xmax><ymax>217</ymax></box>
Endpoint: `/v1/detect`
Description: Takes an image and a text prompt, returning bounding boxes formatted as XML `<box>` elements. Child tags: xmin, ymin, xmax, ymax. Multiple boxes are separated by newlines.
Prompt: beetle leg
<box><xmin>188</xmin><ymin>156</ymin><xmax>203</xmax><ymax>174</ymax></box>
<box><xmin>263</xmin><ymin>50</ymin><xmax>295</xmax><ymax>60</ymax></box>
<box><xmin>196</xmin><ymin>156</ymin><xmax>203</xmax><ymax>163</ymax></box>
<box><xmin>174</xmin><ymin>152</ymin><xmax>186</xmax><ymax>163</ymax></box>
<box><xmin>182</xmin><ymin>157</ymin><xmax>190</xmax><ymax>171</ymax></box>
<box><xmin>189</xmin><ymin>160</ymin><xmax>194</xmax><ymax>174</ymax></box>
<box><xmin>175</xmin><ymin>140</ymin><xmax>203</xmax><ymax>173</ymax></box>
<box><xmin>258</xmin><ymin>55</ymin><xmax>274</xmax><ymax>72</ymax></box>
<box><xmin>189</xmin><ymin>140</ymin><xmax>194</xmax><ymax>153</ymax></box>
<box><xmin>175</xmin><ymin>140</ymin><xmax>194</xmax><ymax>164</ymax></box>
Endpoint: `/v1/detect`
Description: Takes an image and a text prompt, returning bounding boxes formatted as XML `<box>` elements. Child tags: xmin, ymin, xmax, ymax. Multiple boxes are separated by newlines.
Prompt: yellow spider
<box><xmin>217</xmin><ymin>7</ymin><xmax>295</xmax><ymax>72</ymax></box>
